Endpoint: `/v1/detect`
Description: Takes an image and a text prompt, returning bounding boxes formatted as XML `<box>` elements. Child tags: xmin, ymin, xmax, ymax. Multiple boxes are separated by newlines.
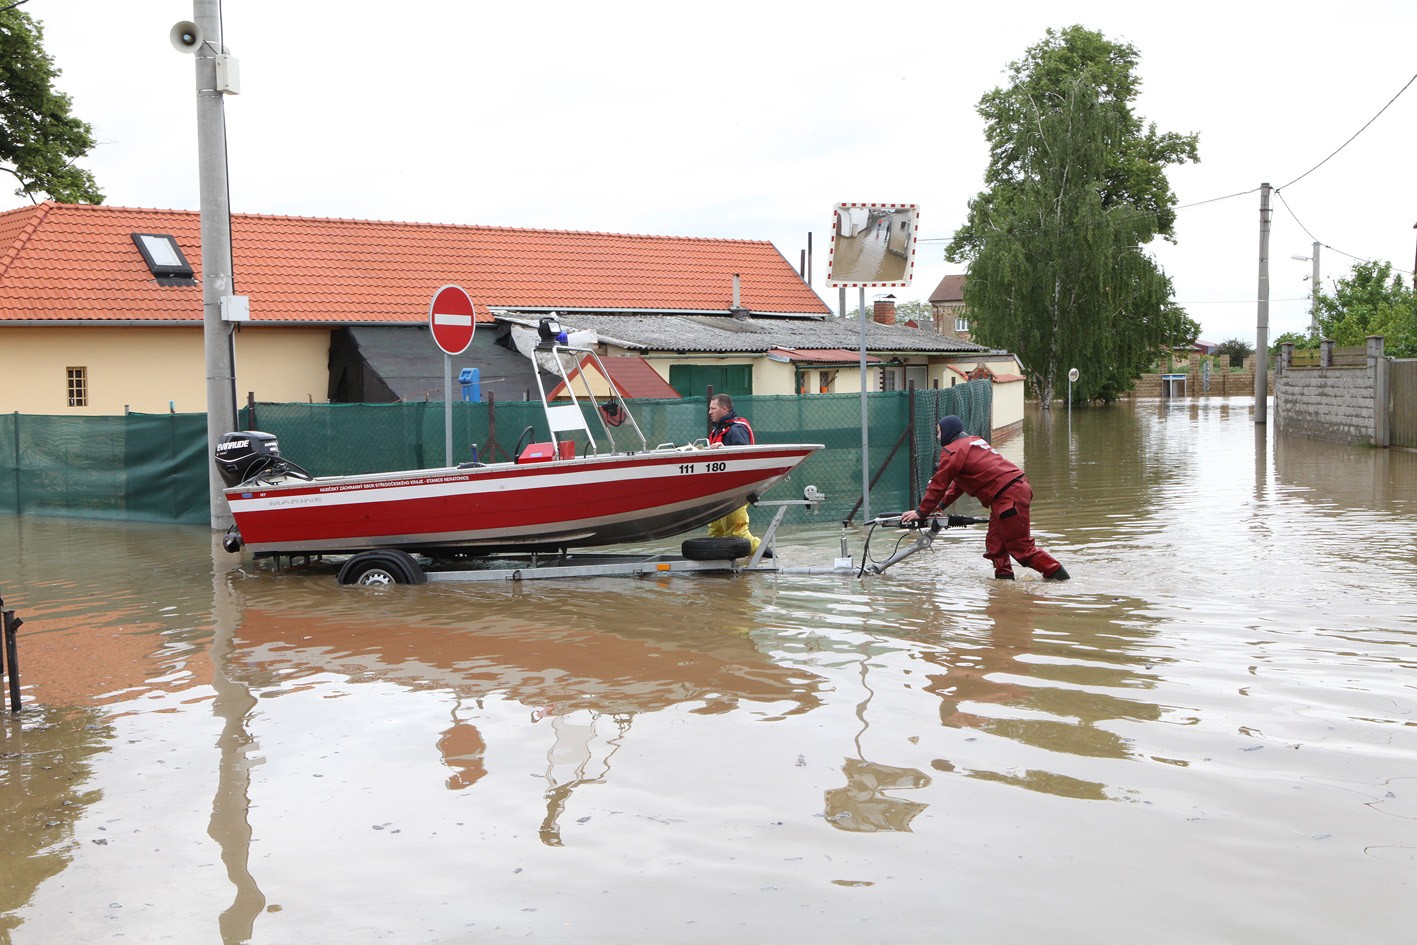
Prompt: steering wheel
<box><xmin>513</xmin><ymin>425</ymin><xmax>536</xmax><ymax>458</ymax></box>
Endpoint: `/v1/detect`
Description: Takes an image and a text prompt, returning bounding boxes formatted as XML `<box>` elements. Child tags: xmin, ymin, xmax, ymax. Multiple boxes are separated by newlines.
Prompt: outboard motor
<box><xmin>215</xmin><ymin>431</ymin><xmax>287</xmax><ymax>487</ymax></box>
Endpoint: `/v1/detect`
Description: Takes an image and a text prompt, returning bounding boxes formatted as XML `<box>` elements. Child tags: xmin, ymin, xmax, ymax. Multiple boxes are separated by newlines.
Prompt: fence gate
<box><xmin>1391</xmin><ymin>360</ymin><xmax>1417</xmax><ymax>449</ymax></box>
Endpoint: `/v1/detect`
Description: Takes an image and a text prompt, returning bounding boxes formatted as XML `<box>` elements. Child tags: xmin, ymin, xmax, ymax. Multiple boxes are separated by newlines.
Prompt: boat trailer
<box><xmin>313</xmin><ymin>488</ymin><xmax>986</xmax><ymax>586</ymax></box>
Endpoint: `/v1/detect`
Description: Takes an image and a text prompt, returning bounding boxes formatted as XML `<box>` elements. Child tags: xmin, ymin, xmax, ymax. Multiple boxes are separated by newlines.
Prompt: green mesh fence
<box><xmin>0</xmin><ymin>412</ymin><xmax>209</xmax><ymax>523</ymax></box>
<box><xmin>1</xmin><ymin>380</ymin><xmax>990</xmax><ymax>529</ymax></box>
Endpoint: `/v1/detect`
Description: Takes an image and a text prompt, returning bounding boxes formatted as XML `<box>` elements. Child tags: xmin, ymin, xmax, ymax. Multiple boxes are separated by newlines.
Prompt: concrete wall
<box><xmin>1274</xmin><ymin>339</ymin><xmax>1387</xmax><ymax>446</ymax></box>
<box><xmin>1</xmin><ymin>326</ymin><xmax>333</xmax><ymax>414</ymax></box>
<box><xmin>1129</xmin><ymin>353</ymin><xmax>1271</xmax><ymax>399</ymax></box>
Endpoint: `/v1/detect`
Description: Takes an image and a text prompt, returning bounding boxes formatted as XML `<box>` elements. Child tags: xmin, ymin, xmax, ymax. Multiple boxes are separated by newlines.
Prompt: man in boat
<box><xmin>901</xmin><ymin>415</ymin><xmax>1069</xmax><ymax>581</ymax></box>
<box><xmin>706</xmin><ymin>393</ymin><xmax>761</xmax><ymax>554</ymax></box>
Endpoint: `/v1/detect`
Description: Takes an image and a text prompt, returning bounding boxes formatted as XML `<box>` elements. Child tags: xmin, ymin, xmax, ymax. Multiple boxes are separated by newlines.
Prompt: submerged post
<box><xmin>3</xmin><ymin>608</ymin><xmax>21</xmax><ymax>712</ymax></box>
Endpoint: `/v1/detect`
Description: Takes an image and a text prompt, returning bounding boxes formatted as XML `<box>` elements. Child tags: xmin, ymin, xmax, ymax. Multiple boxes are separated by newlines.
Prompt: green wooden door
<box><xmin>668</xmin><ymin>364</ymin><xmax>753</xmax><ymax>399</ymax></box>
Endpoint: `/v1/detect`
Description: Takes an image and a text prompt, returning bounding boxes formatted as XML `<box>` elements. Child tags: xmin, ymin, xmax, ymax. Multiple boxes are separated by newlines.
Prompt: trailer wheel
<box><xmin>337</xmin><ymin>550</ymin><xmax>427</xmax><ymax>586</ymax></box>
<box><xmin>681</xmin><ymin>537</ymin><xmax>752</xmax><ymax>561</ymax></box>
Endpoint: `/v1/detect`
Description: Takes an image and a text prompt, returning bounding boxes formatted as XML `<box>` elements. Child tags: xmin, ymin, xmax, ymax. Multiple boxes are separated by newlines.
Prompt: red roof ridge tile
<box><xmin>58</xmin><ymin>203</ymin><xmax>778</xmax><ymax>246</ymax></box>
<box><xmin>0</xmin><ymin>201</ymin><xmax>54</xmax><ymax>281</ymax></box>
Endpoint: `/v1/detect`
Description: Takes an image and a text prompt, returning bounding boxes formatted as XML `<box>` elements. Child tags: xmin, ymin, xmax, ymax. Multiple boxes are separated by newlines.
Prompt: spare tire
<box><xmin>681</xmin><ymin>536</ymin><xmax>752</xmax><ymax>561</ymax></box>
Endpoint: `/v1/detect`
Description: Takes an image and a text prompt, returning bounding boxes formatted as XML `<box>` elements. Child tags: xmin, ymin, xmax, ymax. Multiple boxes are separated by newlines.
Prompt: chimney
<box><xmin>873</xmin><ymin>299</ymin><xmax>897</xmax><ymax>325</ymax></box>
<box><xmin>731</xmin><ymin>273</ymin><xmax>748</xmax><ymax>320</ymax></box>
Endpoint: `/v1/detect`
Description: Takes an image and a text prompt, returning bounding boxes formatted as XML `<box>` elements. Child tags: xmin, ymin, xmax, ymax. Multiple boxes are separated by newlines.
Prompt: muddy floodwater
<box><xmin>2</xmin><ymin>398</ymin><xmax>1415</xmax><ymax>944</ymax></box>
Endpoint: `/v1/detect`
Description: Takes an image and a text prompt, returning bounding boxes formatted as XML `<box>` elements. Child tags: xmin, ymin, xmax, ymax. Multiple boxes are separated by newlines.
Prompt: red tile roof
<box><xmin>769</xmin><ymin>347</ymin><xmax>881</xmax><ymax>364</ymax></box>
<box><xmin>0</xmin><ymin>202</ymin><xmax>830</xmax><ymax>325</ymax></box>
<box><xmin>929</xmin><ymin>273</ymin><xmax>966</xmax><ymax>304</ymax></box>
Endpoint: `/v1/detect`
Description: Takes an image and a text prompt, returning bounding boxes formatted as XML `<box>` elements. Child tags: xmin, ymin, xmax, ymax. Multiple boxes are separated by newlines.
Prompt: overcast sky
<box><xmin>10</xmin><ymin>0</ymin><xmax>1417</xmax><ymax>344</ymax></box>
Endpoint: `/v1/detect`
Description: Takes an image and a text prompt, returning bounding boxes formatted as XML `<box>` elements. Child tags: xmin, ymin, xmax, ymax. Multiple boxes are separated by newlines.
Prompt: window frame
<box><xmin>67</xmin><ymin>366</ymin><xmax>88</xmax><ymax>407</ymax></box>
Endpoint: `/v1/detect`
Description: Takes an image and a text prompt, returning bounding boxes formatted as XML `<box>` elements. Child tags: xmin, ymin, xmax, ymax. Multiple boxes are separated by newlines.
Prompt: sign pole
<box><xmin>859</xmin><ymin>285</ymin><xmax>869</xmax><ymax>522</ymax></box>
<box><xmin>428</xmin><ymin>284</ymin><xmax>476</xmax><ymax>468</ymax></box>
<box><xmin>444</xmin><ymin>353</ymin><xmax>453</xmax><ymax>466</ymax></box>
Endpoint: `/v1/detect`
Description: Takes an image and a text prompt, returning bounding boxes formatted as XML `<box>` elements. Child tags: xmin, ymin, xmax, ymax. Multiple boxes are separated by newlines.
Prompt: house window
<box><xmin>131</xmin><ymin>233</ymin><xmax>197</xmax><ymax>284</ymax></box>
<box><xmin>67</xmin><ymin>367</ymin><xmax>88</xmax><ymax>407</ymax></box>
<box><xmin>878</xmin><ymin>366</ymin><xmax>903</xmax><ymax>392</ymax></box>
<box><xmin>955</xmin><ymin>316</ymin><xmax>970</xmax><ymax>333</ymax></box>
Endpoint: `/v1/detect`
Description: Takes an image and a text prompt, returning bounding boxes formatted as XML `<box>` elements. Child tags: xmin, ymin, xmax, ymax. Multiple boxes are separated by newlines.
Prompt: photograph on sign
<box><xmin>825</xmin><ymin>203</ymin><xmax>919</xmax><ymax>287</ymax></box>
<box><xmin>428</xmin><ymin>284</ymin><xmax>476</xmax><ymax>356</ymax></box>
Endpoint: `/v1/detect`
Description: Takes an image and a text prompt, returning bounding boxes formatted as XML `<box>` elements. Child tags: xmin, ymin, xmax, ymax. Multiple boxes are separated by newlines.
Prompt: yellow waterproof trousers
<box><xmin>707</xmin><ymin>505</ymin><xmax>760</xmax><ymax>552</ymax></box>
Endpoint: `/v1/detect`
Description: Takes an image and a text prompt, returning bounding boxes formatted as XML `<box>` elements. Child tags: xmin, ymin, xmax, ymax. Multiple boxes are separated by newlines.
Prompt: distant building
<box><xmin>928</xmin><ymin>274</ymin><xmax>970</xmax><ymax>342</ymax></box>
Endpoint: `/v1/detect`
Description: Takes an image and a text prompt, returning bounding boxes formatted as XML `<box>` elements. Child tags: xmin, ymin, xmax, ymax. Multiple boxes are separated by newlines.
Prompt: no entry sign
<box><xmin>428</xmin><ymin>285</ymin><xmax>475</xmax><ymax>355</ymax></box>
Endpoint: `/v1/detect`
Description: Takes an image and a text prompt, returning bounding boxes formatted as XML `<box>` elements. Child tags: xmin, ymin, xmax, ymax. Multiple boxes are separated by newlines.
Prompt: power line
<box><xmin>1274</xmin><ymin>188</ymin><xmax>1391</xmax><ymax>271</ymax></box>
<box><xmin>1273</xmin><ymin>189</ymin><xmax>1320</xmax><ymax>245</ymax></box>
<box><xmin>1277</xmin><ymin>69</ymin><xmax>1417</xmax><ymax>191</ymax></box>
<box><xmin>1178</xmin><ymin>297</ymin><xmax>1309</xmax><ymax>305</ymax></box>
<box><xmin>1176</xmin><ymin>187</ymin><xmax>1260</xmax><ymax>210</ymax></box>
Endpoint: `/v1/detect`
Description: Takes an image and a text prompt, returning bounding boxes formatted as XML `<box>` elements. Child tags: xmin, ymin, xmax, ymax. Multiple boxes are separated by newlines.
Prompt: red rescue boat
<box><xmin>216</xmin><ymin>333</ymin><xmax>822</xmax><ymax>558</ymax></box>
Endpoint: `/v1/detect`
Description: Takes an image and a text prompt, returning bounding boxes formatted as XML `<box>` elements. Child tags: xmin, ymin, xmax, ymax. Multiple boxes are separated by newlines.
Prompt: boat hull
<box><xmin>224</xmin><ymin>443</ymin><xmax>822</xmax><ymax>555</ymax></box>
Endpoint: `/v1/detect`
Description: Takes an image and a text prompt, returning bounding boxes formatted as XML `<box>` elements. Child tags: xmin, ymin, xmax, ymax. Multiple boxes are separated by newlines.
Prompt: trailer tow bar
<box><xmin>859</xmin><ymin>514</ymin><xmax>989</xmax><ymax>577</ymax></box>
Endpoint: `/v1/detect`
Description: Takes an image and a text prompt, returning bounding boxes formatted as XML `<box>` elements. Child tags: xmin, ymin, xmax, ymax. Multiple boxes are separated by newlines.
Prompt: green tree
<box><xmin>946</xmin><ymin>26</ymin><xmax>1198</xmax><ymax>405</ymax></box>
<box><xmin>894</xmin><ymin>299</ymin><xmax>934</xmax><ymax>325</ymax></box>
<box><xmin>1314</xmin><ymin>260</ymin><xmax>1416</xmax><ymax>358</ymax></box>
<box><xmin>1215</xmin><ymin>337</ymin><xmax>1253</xmax><ymax>368</ymax></box>
<box><xmin>0</xmin><ymin>6</ymin><xmax>103</xmax><ymax>203</ymax></box>
<box><xmin>1268</xmin><ymin>330</ymin><xmax>1318</xmax><ymax>357</ymax></box>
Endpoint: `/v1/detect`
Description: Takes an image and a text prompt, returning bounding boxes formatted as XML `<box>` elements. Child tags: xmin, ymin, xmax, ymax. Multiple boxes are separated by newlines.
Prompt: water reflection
<box><xmin>536</xmin><ymin>709</ymin><xmax>629</xmax><ymax>846</ymax></box>
<box><xmin>1274</xmin><ymin>432</ymin><xmax>1417</xmax><ymax>512</ymax></box>
<box><xmin>0</xmin><ymin>706</ymin><xmax>111</xmax><ymax>936</ymax></box>
<box><xmin>208</xmin><ymin>536</ymin><xmax>265</xmax><ymax>943</ymax></box>
<box><xmin>823</xmin><ymin>759</ymin><xmax>930</xmax><ymax>831</ymax></box>
<box><xmin>912</xmin><ymin>588</ymin><xmax>1164</xmax><ymax>800</ymax></box>
<box><xmin>822</xmin><ymin>643</ymin><xmax>931</xmax><ymax>832</ymax></box>
<box><xmin>437</xmin><ymin>707</ymin><xmax>487</xmax><ymax>790</ymax></box>
<box><xmin>227</xmin><ymin>574</ymin><xmax>825</xmax><ymax>720</ymax></box>
<box><xmin>223</xmin><ymin>572</ymin><xmax>827</xmax><ymax>851</ymax></box>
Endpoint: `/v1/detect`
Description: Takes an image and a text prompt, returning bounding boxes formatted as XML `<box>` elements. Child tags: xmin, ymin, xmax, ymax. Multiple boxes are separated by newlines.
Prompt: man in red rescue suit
<box><xmin>706</xmin><ymin>393</ymin><xmax>761</xmax><ymax>554</ymax></box>
<box><xmin>901</xmin><ymin>415</ymin><xmax>1069</xmax><ymax>580</ymax></box>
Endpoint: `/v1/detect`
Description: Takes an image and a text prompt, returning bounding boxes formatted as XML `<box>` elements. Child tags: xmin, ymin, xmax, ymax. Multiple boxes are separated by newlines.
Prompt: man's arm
<box><xmin>720</xmin><ymin>423</ymin><xmax>751</xmax><ymax>447</ymax></box>
<box><xmin>903</xmin><ymin>446</ymin><xmax>966</xmax><ymax>522</ymax></box>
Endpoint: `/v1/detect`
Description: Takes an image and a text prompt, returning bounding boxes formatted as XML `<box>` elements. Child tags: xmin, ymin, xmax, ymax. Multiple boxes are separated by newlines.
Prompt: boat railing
<box><xmin>532</xmin><ymin>342</ymin><xmax>651</xmax><ymax>456</ymax></box>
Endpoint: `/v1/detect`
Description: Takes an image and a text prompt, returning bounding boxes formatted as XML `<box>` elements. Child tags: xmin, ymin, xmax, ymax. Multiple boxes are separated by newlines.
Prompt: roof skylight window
<box><xmin>131</xmin><ymin>233</ymin><xmax>196</xmax><ymax>283</ymax></box>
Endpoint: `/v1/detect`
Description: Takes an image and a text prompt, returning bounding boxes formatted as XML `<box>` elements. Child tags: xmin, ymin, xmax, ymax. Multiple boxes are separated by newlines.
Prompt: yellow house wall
<box><xmin>1</xmin><ymin>326</ymin><xmax>331</xmax><ymax>415</ymax></box>
<box><xmin>757</xmin><ymin>361</ymin><xmax>797</xmax><ymax>396</ymax></box>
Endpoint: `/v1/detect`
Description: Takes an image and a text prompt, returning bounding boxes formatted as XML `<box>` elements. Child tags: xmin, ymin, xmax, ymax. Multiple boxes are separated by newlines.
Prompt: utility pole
<box><xmin>1293</xmin><ymin>241</ymin><xmax>1321</xmax><ymax>334</ymax></box>
<box><xmin>176</xmin><ymin>1</ymin><xmax>240</xmax><ymax>529</ymax></box>
<box><xmin>1308</xmin><ymin>241</ymin><xmax>1320</xmax><ymax>334</ymax></box>
<box><xmin>1255</xmin><ymin>183</ymin><xmax>1271</xmax><ymax>425</ymax></box>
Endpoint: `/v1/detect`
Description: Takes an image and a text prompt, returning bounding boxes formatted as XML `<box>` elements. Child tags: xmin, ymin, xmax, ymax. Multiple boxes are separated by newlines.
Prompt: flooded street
<box><xmin>2</xmin><ymin>398</ymin><xmax>1415</xmax><ymax>944</ymax></box>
